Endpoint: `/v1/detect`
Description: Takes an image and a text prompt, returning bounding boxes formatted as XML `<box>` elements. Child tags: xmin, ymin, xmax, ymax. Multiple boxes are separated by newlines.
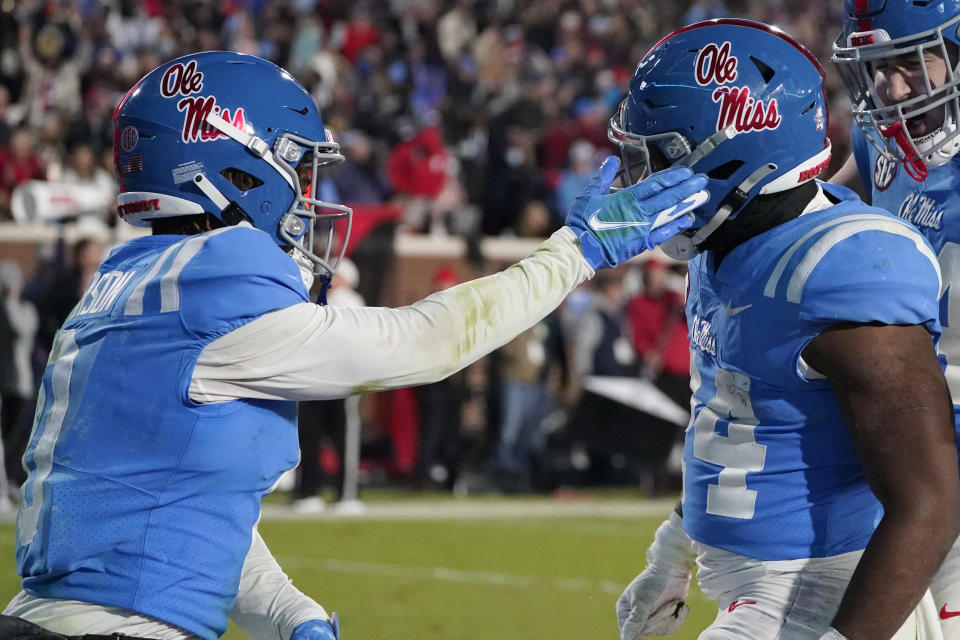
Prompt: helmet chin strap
<box><xmin>661</xmin><ymin>162</ymin><xmax>778</xmax><ymax>261</ymax></box>
<box><xmin>880</xmin><ymin>120</ymin><xmax>929</xmax><ymax>181</ymax></box>
<box><xmin>192</xmin><ymin>173</ymin><xmax>251</xmax><ymax>225</ymax></box>
<box><xmin>676</xmin><ymin>125</ymin><xmax>739</xmax><ymax>168</ymax></box>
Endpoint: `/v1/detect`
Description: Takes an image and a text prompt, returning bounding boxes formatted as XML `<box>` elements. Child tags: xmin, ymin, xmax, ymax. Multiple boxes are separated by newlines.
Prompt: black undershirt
<box><xmin>698</xmin><ymin>181</ymin><xmax>828</xmax><ymax>268</ymax></box>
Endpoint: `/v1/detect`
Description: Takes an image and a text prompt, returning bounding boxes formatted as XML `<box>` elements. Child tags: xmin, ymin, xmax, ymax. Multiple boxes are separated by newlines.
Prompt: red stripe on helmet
<box><xmin>854</xmin><ymin>0</ymin><xmax>872</xmax><ymax>32</ymax></box>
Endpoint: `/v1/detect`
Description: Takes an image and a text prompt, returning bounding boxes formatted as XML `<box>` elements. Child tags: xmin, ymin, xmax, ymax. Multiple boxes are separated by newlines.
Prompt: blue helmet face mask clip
<box><xmin>113</xmin><ymin>51</ymin><xmax>353</xmax><ymax>302</ymax></box>
<box><xmin>833</xmin><ymin>0</ymin><xmax>960</xmax><ymax>181</ymax></box>
<box><xmin>607</xmin><ymin>19</ymin><xmax>833</xmax><ymax>260</ymax></box>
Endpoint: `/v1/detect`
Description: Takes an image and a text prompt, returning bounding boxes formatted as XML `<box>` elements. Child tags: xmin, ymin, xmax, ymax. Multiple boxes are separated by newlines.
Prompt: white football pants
<box><xmin>693</xmin><ymin>541</ymin><xmax>943</xmax><ymax>640</ymax></box>
<box><xmin>933</xmin><ymin>535</ymin><xmax>960</xmax><ymax>640</ymax></box>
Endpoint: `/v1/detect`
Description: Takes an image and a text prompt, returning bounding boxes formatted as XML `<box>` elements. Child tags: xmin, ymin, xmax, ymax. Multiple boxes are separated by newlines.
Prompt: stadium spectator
<box><xmin>330</xmin><ymin>130</ymin><xmax>391</xmax><ymax>204</ymax></box>
<box><xmin>625</xmin><ymin>260</ymin><xmax>690</xmax><ymax>409</ymax></box>
<box><xmin>493</xmin><ymin>311</ymin><xmax>567</xmax><ymax>488</ymax></box>
<box><xmin>0</xmin><ymin>128</ymin><xmax>46</xmax><ymax>220</ymax></box>
<box><xmin>554</xmin><ymin>140</ymin><xmax>599</xmax><ymax>224</ymax></box>
<box><xmin>415</xmin><ymin>266</ymin><xmax>468</xmax><ymax>490</ymax></box>
<box><xmin>0</xmin><ymin>0</ymin><xmax>850</xmax><ymax>235</ymax></box>
<box><xmin>387</xmin><ymin>122</ymin><xmax>450</xmax><ymax>232</ymax></box>
<box><xmin>36</xmin><ymin>237</ymin><xmax>104</xmax><ymax>352</ymax></box>
<box><xmin>571</xmin><ymin>270</ymin><xmax>635</xmax><ymax>380</ymax></box>
<box><xmin>295</xmin><ymin>258</ymin><xmax>366</xmax><ymax>513</ymax></box>
<box><xmin>0</xmin><ymin>260</ymin><xmax>37</xmax><ymax>499</ymax></box>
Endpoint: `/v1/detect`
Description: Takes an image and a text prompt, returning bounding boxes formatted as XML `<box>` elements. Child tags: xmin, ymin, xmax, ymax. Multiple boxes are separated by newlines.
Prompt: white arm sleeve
<box><xmin>230</xmin><ymin>529</ymin><xmax>328</xmax><ymax>640</ymax></box>
<box><xmin>190</xmin><ymin>227</ymin><xmax>593</xmax><ymax>402</ymax></box>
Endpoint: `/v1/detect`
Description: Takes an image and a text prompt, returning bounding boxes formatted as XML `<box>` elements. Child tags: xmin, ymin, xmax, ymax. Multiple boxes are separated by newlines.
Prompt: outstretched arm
<box><xmin>803</xmin><ymin>323</ymin><xmax>959</xmax><ymax>640</ymax></box>
<box><xmin>190</xmin><ymin>159</ymin><xmax>706</xmax><ymax>402</ymax></box>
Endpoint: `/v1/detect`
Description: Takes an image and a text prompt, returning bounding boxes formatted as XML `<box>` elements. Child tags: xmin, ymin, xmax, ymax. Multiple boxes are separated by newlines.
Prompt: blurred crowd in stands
<box><xmin>0</xmin><ymin>0</ymin><xmax>854</xmax><ymax>502</ymax></box>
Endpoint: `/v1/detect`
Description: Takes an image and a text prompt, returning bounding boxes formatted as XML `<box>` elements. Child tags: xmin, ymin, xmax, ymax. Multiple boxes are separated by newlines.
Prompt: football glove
<box><xmin>616</xmin><ymin>511</ymin><xmax>697</xmax><ymax>640</ymax></box>
<box><xmin>565</xmin><ymin>156</ymin><xmax>708</xmax><ymax>270</ymax></box>
<box><xmin>291</xmin><ymin>613</ymin><xmax>339</xmax><ymax>640</ymax></box>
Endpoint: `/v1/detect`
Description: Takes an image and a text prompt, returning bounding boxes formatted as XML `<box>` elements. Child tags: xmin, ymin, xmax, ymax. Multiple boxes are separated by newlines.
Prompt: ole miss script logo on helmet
<box><xmin>695</xmin><ymin>41</ymin><xmax>782</xmax><ymax>133</ymax></box>
<box><xmin>160</xmin><ymin>60</ymin><xmax>247</xmax><ymax>143</ymax></box>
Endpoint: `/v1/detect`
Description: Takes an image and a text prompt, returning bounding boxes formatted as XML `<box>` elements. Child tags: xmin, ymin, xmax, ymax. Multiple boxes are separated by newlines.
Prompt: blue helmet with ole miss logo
<box><xmin>113</xmin><ymin>51</ymin><xmax>352</xmax><ymax>284</ymax></box>
<box><xmin>608</xmin><ymin>19</ymin><xmax>831</xmax><ymax>260</ymax></box>
<box><xmin>833</xmin><ymin>0</ymin><xmax>960</xmax><ymax>181</ymax></box>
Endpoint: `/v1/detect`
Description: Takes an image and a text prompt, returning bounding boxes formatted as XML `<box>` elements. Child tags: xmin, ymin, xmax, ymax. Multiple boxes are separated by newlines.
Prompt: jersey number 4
<box><xmin>691</xmin><ymin>367</ymin><xmax>767</xmax><ymax>520</ymax></box>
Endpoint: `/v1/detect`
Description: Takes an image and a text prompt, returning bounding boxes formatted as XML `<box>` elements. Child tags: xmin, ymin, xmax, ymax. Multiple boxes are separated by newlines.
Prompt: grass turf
<box><xmin>0</xmin><ymin>502</ymin><xmax>718</xmax><ymax>639</ymax></box>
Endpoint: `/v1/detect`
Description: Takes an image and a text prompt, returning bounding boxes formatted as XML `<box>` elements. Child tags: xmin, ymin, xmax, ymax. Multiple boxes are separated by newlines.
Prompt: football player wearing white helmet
<box><xmin>0</xmin><ymin>51</ymin><xmax>705</xmax><ymax>640</ymax></box>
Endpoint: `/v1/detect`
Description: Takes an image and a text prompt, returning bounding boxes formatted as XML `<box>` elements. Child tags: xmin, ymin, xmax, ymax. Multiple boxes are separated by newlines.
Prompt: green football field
<box><xmin>0</xmin><ymin>496</ymin><xmax>717</xmax><ymax>640</ymax></box>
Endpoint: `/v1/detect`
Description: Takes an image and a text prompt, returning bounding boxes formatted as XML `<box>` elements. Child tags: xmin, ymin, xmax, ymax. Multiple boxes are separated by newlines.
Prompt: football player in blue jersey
<box><xmin>611</xmin><ymin>19</ymin><xmax>958</xmax><ymax>640</ymax></box>
<box><xmin>832</xmin><ymin>1</ymin><xmax>960</xmax><ymax>638</ymax></box>
<box><xmin>0</xmin><ymin>52</ymin><xmax>707</xmax><ymax>640</ymax></box>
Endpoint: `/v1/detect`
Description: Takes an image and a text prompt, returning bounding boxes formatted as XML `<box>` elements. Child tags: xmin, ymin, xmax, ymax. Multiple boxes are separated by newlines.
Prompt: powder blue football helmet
<box><xmin>113</xmin><ymin>51</ymin><xmax>352</xmax><ymax>284</ymax></box>
<box><xmin>833</xmin><ymin>0</ymin><xmax>960</xmax><ymax>181</ymax></box>
<box><xmin>608</xmin><ymin>19</ymin><xmax>832</xmax><ymax>259</ymax></box>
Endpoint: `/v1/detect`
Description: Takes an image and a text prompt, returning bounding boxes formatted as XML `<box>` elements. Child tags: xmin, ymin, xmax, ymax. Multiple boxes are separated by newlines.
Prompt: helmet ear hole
<box><xmin>220</xmin><ymin>168</ymin><xmax>264</xmax><ymax>191</ymax></box>
<box><xmin>707</xmin><ymin>160</ymin><xmax>745</xmax><ymax>180</ymax></box>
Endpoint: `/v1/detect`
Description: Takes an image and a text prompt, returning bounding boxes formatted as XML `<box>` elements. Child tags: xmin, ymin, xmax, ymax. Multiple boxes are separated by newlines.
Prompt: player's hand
<box><xmin>565</xmin><ymin>156</ymin><xmax>708</xmax><ymax>270</ymax></box>
<box><xmin>616</xmin><ymin>512</ymin><xmax>697</xmax><ymax>640</ymax></box>
<box><xmin>291</xmin><ymin>613</ymin><xmax>339</xmax><ymax>640</ymax></box>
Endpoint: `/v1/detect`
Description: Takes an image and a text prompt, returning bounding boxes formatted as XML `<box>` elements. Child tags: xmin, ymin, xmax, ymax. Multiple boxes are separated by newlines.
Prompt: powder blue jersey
<box><xmin>853</xmin><ymin>126</ymin><xmax>960</xmax><ymax>435</ymax></box>
<box><xmin>16</xmin><ymin>226</ymin><xmax>308</xmax><ymax>639</ymax></box>
<box><xmin>683</xmin><ymin>183</ymin><xmax>942</xmax><ymax>560</ymax></box>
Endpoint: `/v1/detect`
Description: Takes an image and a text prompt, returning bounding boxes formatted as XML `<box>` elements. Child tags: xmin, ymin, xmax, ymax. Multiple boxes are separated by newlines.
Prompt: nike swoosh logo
<box><xmin>941</xmin><ymin>604</ymin><xmax>960</xmax><ymax>619</ymax></box>
<box><xmin>286</xmin><ymin>106</ymin><xmax>310</xmax><ymax>115</ymax></box>
<box><xmin>649</xmin><ymin>189</ymin><xmax>710</xmax><ymax>229</ymax></box>
<box><xmin>586</xmin><ymin>188</ymin><xmax>709</xmax><ymax>231</ymax></box>
<box><xmin>727</xmin><ymin>600</ymin><xmax>757</xmax><ymax>613</ymax></box>
<box><xmin>586</xmin><ymin>209</ymin><xmax>650</xmax><ymax>231</ymax></box>
<box><xmin>725</xmin><ymin>301</ymin><xmax>753</xmax><ymax>317</ymax></box>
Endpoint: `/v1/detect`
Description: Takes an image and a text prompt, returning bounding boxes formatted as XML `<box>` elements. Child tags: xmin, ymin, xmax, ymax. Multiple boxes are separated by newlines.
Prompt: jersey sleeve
<box><xmin>178</xmin><ymin>226</ymin><xmax>309</xmax><ymax>339</ymax></box>
<box><xmin>190</xmin><ymin>227</ymin><xmax>595</xmax><ymax>402</ymax></box>
<box><xmin>798</xmin><ymin>219</ymin><xmax>942</xmax><ymax>333</ymax></box>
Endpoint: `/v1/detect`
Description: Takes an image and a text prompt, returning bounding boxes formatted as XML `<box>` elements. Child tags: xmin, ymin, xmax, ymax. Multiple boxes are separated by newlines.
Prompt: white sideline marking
<box><xmin>277</xmin><ymin>555</ymin><xmax>626</xmax><ymax>594</ymax></box>
<box><xmin>260</xmin><ymin>498</ymin><xmax>676</xmax><ymax>521</ymax></box>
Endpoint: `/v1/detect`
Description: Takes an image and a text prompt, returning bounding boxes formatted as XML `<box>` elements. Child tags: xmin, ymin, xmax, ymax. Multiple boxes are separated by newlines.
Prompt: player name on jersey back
<box><xmin>71</xmin><ymin>270</ymin><xmax>139</xmax><ymax>319</ymax></box>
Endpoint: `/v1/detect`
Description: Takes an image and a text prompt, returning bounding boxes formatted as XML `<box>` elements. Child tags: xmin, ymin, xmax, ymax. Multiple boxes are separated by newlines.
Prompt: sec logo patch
<box><xmin>119</xmin><ymin>126</ymin><xmax>139</xmax><ymax>153</ymax></box>
<box><xmin>874</xmin><ymin>153</ymin><xmax>898</xmax><ymax>191</ymax></box>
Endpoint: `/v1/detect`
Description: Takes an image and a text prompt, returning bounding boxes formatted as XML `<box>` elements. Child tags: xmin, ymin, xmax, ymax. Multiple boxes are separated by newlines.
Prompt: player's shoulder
<box><xmin>188</xmin><ymin>224</ymin><xmax>293</xmax><ymax>270</ymax></box>
<box><xmin>765</xmin><ymin>194</ymin><xmax>940</xmax><ymax>325</ymax></box>
<box><xmin>175</xmin><ymin>225</ymin><xmax>310</xmax><ymax>335</ymax></box>
<box><xmin>173</xmin><ymin>224</ymin><xmax>303</xmax><ymax>290</ymax></box>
